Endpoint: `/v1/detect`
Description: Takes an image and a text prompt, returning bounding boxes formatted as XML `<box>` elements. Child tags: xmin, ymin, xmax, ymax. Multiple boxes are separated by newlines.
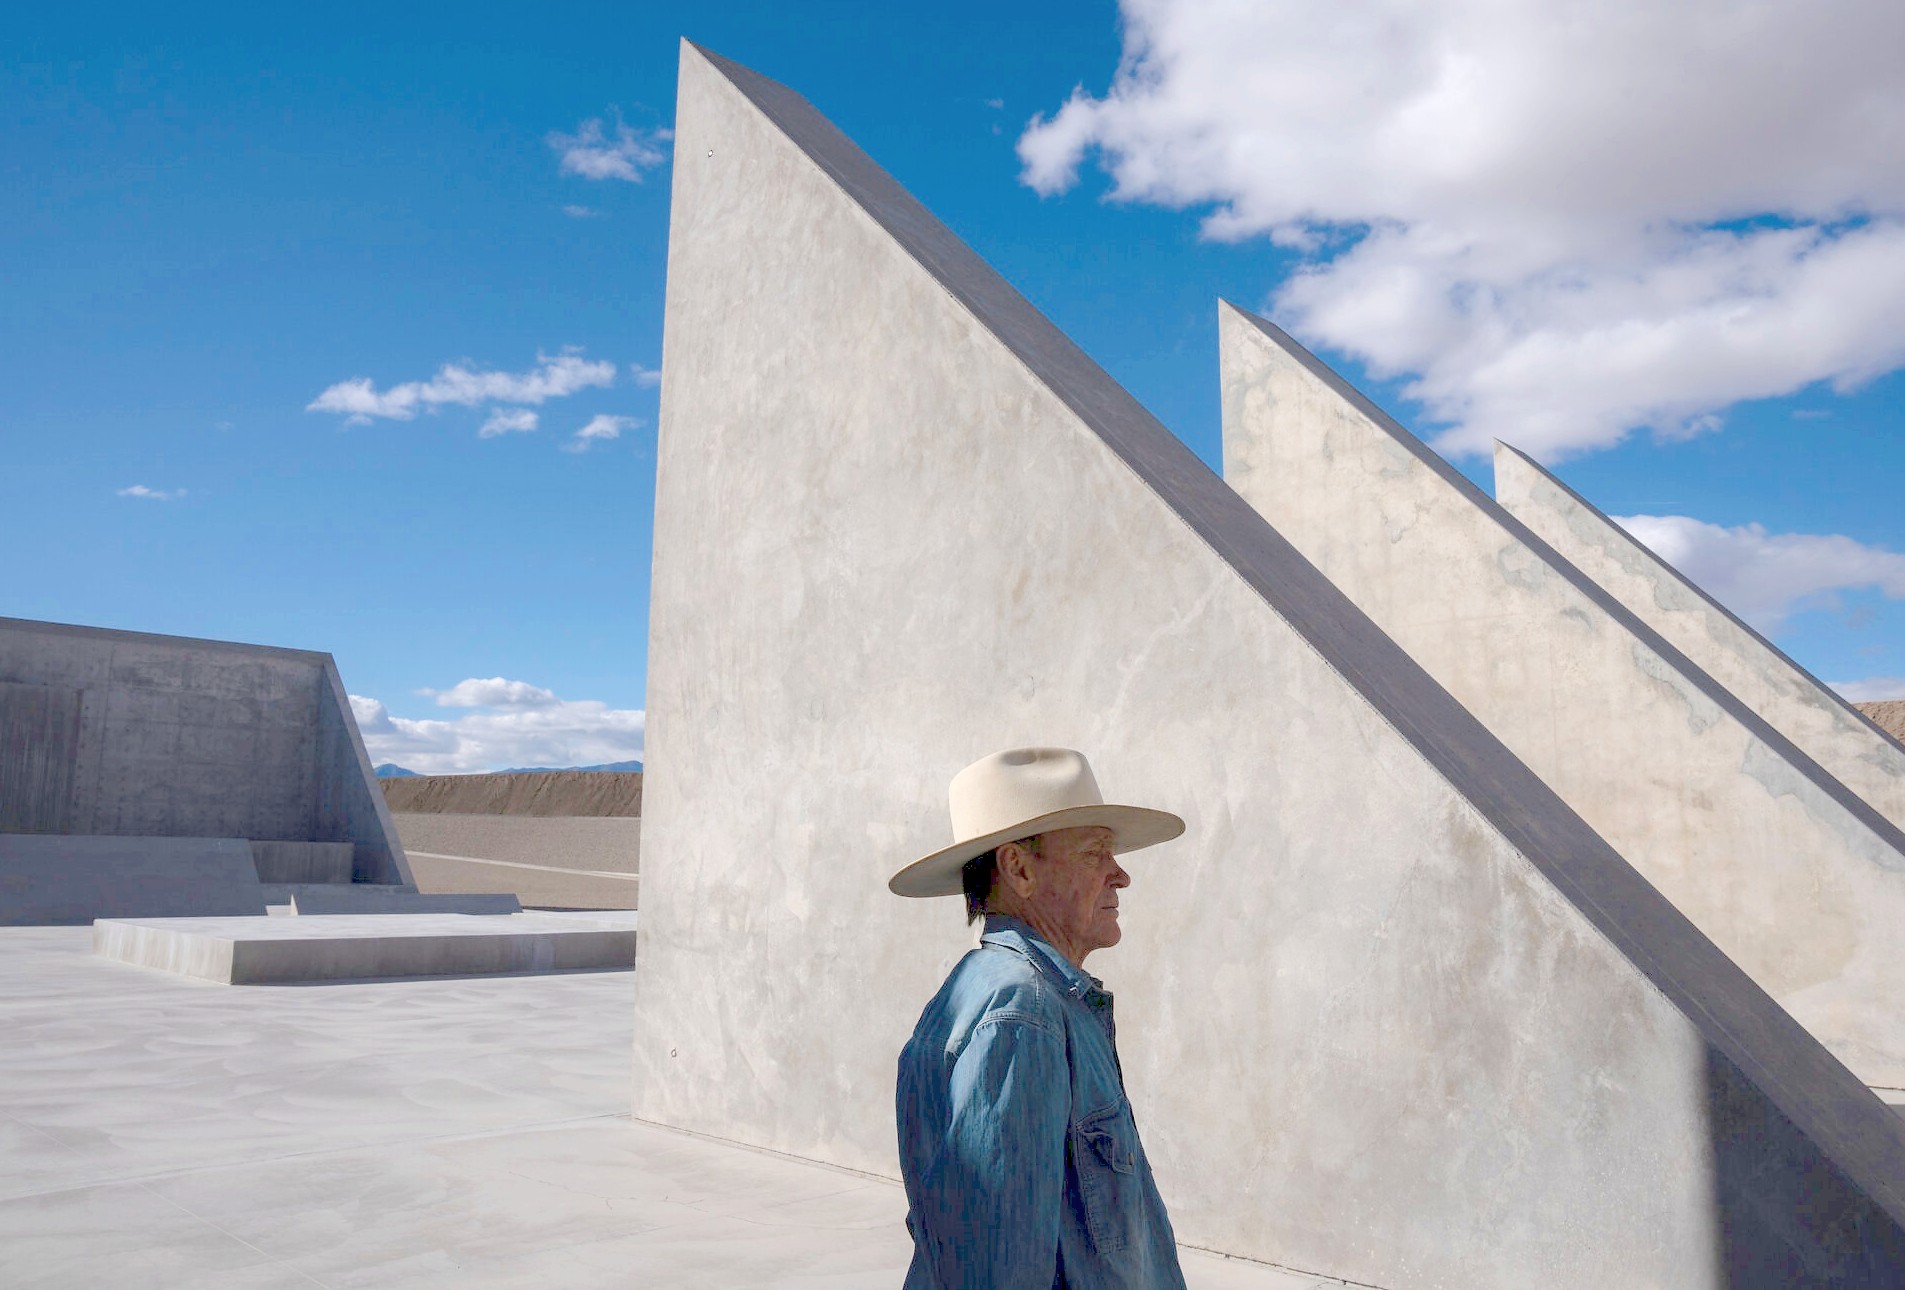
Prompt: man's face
<box><xmin>1020</xmin><ymin>825</ymin><xmax>1130</xmax><ymax>963</ymax></box>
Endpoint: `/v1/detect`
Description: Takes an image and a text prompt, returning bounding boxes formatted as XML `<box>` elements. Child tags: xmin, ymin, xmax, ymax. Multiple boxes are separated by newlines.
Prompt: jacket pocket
<box><xmin>1072</xmin><ymin>1099</ymin><xmax>1140</xmax><ymax>1252</ymax></box>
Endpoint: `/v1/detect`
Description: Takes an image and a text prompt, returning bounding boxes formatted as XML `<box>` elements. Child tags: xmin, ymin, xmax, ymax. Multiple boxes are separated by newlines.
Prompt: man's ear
<box><xmin>995</xmin><ymin>841</ymin><xmax>1038</xmax><ymax>899</ymax></box>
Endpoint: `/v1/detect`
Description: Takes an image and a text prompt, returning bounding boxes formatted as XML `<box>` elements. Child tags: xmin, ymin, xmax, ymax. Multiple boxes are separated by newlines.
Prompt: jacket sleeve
<box><xmin>915</xmin><ymin>1013</ymin><xmax>1069</xmax><ymax>1290</ymax></box>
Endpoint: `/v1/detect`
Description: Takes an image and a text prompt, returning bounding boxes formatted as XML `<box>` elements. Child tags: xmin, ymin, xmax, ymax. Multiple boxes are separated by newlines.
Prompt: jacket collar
<box><xmin>980</xmin><ymin>913</ymin><xmax>1110</xmax><ymax>1006</ymax></box>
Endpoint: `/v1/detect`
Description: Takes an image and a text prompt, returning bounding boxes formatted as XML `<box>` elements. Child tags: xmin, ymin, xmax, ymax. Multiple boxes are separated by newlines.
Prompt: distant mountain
<box><xmin>499</xmin><ymin>759</ymin><xmax>644</xmax><ymax>774</ymax></box>
<box><xmin>373</xmin><ymin>763</ymin><xmax>420</xmax><ymax>778</ymax></box>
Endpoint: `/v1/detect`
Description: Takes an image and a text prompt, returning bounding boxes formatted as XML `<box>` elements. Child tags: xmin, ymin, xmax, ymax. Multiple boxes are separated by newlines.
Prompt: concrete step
<box><xmin>290</xmin><ymin>888</ymin><xmax>521</xmax><ymax>916</ymax></box>
<box><xmin>248</xmin><ymin>840</ymin><xmax>354</xmax><ymax>884</ymax></box>
<box><xmin>1</xmin><ymin>835</ymin><xmax>266</xmax><ymax>924</ymax></box>
<box><xmin>258</xmin><ymin>882</ymin><xmax>411</xmax><ymax>907</ymax></box>
<box><xmin>92</xmin><ymin>911</ymin><xmax>638</xmax><ymax>984</ymax></box>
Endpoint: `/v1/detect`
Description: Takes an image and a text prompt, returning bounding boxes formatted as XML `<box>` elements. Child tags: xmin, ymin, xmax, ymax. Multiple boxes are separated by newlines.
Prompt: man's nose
<box><xmin>1109</xmin><ymin>862</ymin><xmax>1130</xmax><ymax>889</ymax></box>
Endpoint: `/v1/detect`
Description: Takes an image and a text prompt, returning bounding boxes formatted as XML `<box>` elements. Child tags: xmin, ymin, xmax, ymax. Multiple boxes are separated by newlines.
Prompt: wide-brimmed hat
<box><xmin>888</xmin><ymin>747</ymin><xmax>1184</xmax><ymax>898</ymax></box>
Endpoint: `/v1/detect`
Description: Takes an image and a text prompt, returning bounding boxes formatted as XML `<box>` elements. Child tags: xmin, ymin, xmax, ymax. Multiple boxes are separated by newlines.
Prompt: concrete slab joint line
<box><xmin>634</xmin><ymin>39</ymin><xmax>1905</xmax><ymax>1289</ymax></box>
<box><xmin>1491</xmin><ymin>440</ymin><xmax>1905</xmax><ymax>831</ymax></box>
<box><xmin>1219</xmin><ymin>301</ymin><xmax>1905</xmax><ymax>1097</ymax></box>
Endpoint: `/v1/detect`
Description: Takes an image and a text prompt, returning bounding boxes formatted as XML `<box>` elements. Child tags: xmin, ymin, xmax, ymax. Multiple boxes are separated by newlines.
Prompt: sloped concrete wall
<box><xmin>634</xmin><ymin>44</ymin><xmax>1905</xmax><ymax>1287</ymax></box>
<box><xmin>1220</xmin><ymin>305</ymin><xmax>1905</xmax><ymax>1094</ymax></box>
<box><xmin>1494</xmin><ymin>442</ymin><xmax>1905</xmax><ymax>832</ymax></box>
<box><xmin>0</xmin><ymin>618</ymin><xmax>408</xmax><ymax>887</ymax></box>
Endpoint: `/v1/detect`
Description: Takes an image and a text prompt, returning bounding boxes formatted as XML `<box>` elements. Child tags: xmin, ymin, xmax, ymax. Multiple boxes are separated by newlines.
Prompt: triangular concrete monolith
<box><xmin>1220</xmin><ymin>301</ymin><xmax>1905</xmax><ymax>1096</ymax></box>
<box><xmin>1493</xmin><ymin>441</ymin><xmax>1905</xmax><ymax>830</ymax></box>
<box><xmin>637</xmin><ymin>43</ymin><xmax>1905</xmax><ymax>1287</ymax></box>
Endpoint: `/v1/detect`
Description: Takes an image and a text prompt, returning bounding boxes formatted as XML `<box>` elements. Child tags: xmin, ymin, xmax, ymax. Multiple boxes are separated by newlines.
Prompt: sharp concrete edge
<box><xmin>1493</xmin><ymin>439</ymin><xmax>1905</xmax><ymax>757</ymax></box>
<box><xmin>1219</xmin><ymin>301</ymin><xmax>1905</xmax><ymax>866</ymax></box>
<box><xmin>0</xmin><ymin>614</ymin><xmax>334</xmax><ymax>667</ymax></box>
<box><xmin>321</xmin><ymin>656</ymin><xmax>415</xmax><ymax>886</ymax></box>
<box><xmin>692</xmin><ymin>44</ymin><xmax>1905</xmax><ymax>1223</ymax></box>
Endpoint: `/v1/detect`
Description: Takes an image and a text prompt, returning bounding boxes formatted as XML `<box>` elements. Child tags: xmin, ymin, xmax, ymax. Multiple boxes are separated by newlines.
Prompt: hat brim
<box><xmin>888</xmin><ymin>803</ymin><xmax>1185</xmax><ymax>898</ymax></box>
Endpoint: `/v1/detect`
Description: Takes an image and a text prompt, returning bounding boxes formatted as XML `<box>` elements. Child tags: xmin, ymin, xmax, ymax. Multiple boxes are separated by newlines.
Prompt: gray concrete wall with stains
<box><xmin>0</xmin><ymin>617</ymin><xmax>408</xmax><ymax>887</ymax></box>
<box><xmin>1220</xmin><ymin>304</ymin><xmax>1905</xmax><ymax>1097</ymax></box>
<box><xmin>1494</xmin><ymin>441</ymin><xmax>1905</xmax><ymax>831</ymax></box>
<box><xmin>632</xmin><ymin>43</ymin><xmax>1905</xmax><ymax>1287</ymax></box>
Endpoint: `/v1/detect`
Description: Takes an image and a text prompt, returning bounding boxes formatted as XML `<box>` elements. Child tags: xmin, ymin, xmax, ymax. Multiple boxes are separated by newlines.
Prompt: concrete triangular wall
<box><xmin>1220</xmin><ymin>303</ymin><xmax>1905</xmax><ymax>1095</ymax></box>
<box><xmin>636</xmin><ymin>43</ymin><xmax>1905</xmax><ymax>1286</ymax></box>
<box><xmin>1493</xmin><ymin>442</ymin><xmax>1905</xmax><ymax>831</ymax></box>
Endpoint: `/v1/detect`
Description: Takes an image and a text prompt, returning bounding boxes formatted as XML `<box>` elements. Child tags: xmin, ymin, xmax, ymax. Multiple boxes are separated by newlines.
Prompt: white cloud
<box><xmin>629</xmin><ymin>362</ymin><xmax>662</xmax><ymax>388</ymax></box>
<box><xmin>425</xmin><ymin>677</ymin><xmax>559</xmax><ymax>708</ymax></box>
<box><xmin>350</xmin><ymin>684</ymin><xmax>643</xmax><ymax>775</ymax></box>
<box><xmin>548</xmin><ymin>116</ymin><xmax>671</xmax><ymax>182</ymax></box>
<box><xmin>117</xmin><ymin>484</ymin><xmax>184</xmax><ymax>500</ymax></box>
<box><xmin>563</xmin><ymin>204</ymin><xmax>603</xmax><ymax>219</ymax></box>
<box><xmin>1832</xmin><ymin>677</ymin><xmax>1905</xmax><ymax>704</ymax></box>
<box><xmin>307</xmin><ymin>350</ymin><xmax>615</xmax><ymax>423</ymax></box>
<box><xmin>564</xmin><ymin>413</ymin><xmax>640</xmax><ymax>452</ymax></box>
<box><xmin>478</xmin><ymin>407</ymin><xmax>539</xmax><ymax>438</ymax></box>
<box><xmin>1615</xmin><ymin>514</ymin><xmax>1905</xmax><ymax>633</ymax></box>
<box><xmin>1020</xmin><ymin>0</ymin><xmax>1905</xmax><ymax>460</ymax></box>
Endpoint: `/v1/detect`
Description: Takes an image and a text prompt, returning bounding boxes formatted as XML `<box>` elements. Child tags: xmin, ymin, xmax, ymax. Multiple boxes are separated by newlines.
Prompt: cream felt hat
<box><xmin>889</xmin><ymin>747</ymin><xmax>1184</xmax><ymax>898</ymax></box>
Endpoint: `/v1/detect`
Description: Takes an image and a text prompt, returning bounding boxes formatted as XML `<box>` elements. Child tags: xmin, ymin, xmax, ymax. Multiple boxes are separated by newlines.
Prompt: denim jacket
<box><xmin>896</xmin><ymin>915</ymin><xmax>1186</xmax><ymax>1289</ymax></box>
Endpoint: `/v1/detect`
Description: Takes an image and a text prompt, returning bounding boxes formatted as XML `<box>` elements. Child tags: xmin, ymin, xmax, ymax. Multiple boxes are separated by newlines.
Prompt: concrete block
<box><xmin>1220</xmin><ymin>303</ymin><xmax>1905</xmax><ymax>1093</ymax></box>
<box><xmin>92</xmin><ymin>912</ymin><xmax>636</xmax><ymax>983</ymax></box>
<box><xmin>247</xmin><ymin>840</ymin><xmax>354</xmax><ymax>884</ymax></box>
<box><xmin>635</xmin><ymin>43</ymin><xmax>1905</xmax><ymax>1287</ymax></box>
<box><xmin>0</xmin><ymin>617</ymin><xmax>411</xmax><ymax>900</ymax></box>
<box><xmin>0</xmin><ymin>835</ymin><xmax>266</xmax><ymax>925</ymax></box>
<box><xmin>289</xmin><ymin>888</ymin><xmax>521</xmax><ymax>915</ymax></box>
<box><xmin>1494</xmin><ymin>442</ymin><xmax>1905</xmax><ymax>830</ymax></box>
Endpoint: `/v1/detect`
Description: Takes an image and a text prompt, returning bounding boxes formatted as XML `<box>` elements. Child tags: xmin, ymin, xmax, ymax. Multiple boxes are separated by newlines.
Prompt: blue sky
<box><xmin>7</xmin><ymin>1</ymin><xmax>1902</xmax><ymax>771</ymax></box>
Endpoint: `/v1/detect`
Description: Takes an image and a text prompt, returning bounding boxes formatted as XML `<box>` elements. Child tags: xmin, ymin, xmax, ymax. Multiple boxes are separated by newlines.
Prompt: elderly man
<box><xmin>889</xmin><ymin>747</ymin><xmax>1187</xmax><ymax>1289</ymax></box>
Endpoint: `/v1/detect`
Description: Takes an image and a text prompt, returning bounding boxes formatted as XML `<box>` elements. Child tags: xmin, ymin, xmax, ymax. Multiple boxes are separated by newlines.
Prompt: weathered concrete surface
<box><xmin>0</xmin><ymin>835</ymin><xmax>267</xmax><ymax>925</ymax></box>
<box><xmin>93</xmin><ymin>911</ymin><xmax>636</xmax><ymax>984</ymax></box>
<box><xmin>636</xmin><ymin>44</ymin><xmax>1905</xmax><ymax>1287</ymax></box>
<box><xmin>288</xmin><ymin>887</ymin><xmax>522</xmax><ymax>915</ymax></box>
<box><xmin>0</xmin><ymin>617</ymin><xmax>410</xmax><ymax>888</ymax></box>
<box><xmin>0</xmin><ymin>926</ymin><xmax>1315</xmax><ymax>1289</ymax></box>
<box><xmin>248</xmin><ymin>838</ymin><xmax>354</xmax><ymax>884</ymax></box>
<box><xmin>1494</xmin><ymin>442</ymin><xmax>1905</xmax><ymax>832</ymax></box>
<box><xmin>1222</xmin><ymin>304</ymin><xmax>1905</xmax><ymax>1096</ymax></box>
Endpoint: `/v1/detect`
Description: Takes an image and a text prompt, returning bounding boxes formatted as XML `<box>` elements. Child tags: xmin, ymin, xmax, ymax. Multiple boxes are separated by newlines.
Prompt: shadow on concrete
<box><xmin>1707</xmin><ymin>1046</ymin><xmax>1905</xmax><ymax>1286</ymax></box>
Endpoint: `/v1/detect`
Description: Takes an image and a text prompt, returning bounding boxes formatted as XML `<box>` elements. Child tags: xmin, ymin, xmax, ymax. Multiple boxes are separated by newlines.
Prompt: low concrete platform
<box><xmin>289</xmin><ymin>887</ymin><xmax>522</xmax><ymax>916</ymax></box>
<box><xmin>0</xmin><ymin>834</ymin><xmax>266</xmax><ymax>925</ymax></box>
<box><xmin>92</xmin><ymin>911</ymin><xmax>637</xmax><ymax>984</ymax></box>
<box><xmin>1</xmin><ymin>926</ymin><xmax>1331</xmax><ymax>1288</ymax></box>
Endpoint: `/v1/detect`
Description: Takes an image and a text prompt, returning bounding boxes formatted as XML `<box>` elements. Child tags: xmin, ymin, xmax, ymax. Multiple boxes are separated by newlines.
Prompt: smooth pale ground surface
<box><xmin>0</xmin><ymin>927</ymin><xmax>1340</xmax><ymax>1289</ymax></box>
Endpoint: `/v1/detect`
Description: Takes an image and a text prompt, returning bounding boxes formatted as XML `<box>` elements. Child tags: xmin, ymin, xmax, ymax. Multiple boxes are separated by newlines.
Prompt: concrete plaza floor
<box><xmin>0</xmin><ymin>927</ymin><xmax>1350</xmax><ymax>1288</ymax></box>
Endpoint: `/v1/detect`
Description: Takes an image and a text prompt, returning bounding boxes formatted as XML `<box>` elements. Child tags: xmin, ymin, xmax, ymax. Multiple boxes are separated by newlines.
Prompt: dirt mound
<box><xmin>381</xmin><ymin>771</ymin><xmax>642</xmax><ymax>817</ymax></box>
<box><xmin>1858</xmin><ymin>700</ymin><xmax>1905</xmax><ymax>746</ymax></box>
